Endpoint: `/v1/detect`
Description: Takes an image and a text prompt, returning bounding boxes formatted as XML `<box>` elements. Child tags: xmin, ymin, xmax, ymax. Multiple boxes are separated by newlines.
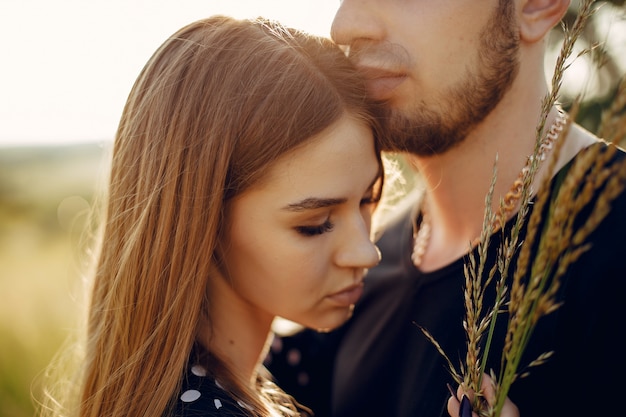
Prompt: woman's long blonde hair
<box><xmin>39</xmin><ymin>15</ymin><xmax>383</xmax><ymax>417</ymax></box>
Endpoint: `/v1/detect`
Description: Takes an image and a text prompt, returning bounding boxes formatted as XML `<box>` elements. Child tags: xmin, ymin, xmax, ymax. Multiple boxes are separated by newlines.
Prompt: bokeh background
<box><xmin>1</xmin><ymin>1</ymin><xmax>624</xmax><ymax>416</ymax></box>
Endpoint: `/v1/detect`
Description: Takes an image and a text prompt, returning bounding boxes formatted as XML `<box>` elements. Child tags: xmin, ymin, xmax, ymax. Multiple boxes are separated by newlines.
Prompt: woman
<box><xmin>39</xmin><ymin>15</ymin><xmax>522</xmax><ymax>417</ymax></box>
<box><xmin>40</xmin><ymin>15</ymin><xmax>384</xmax><ymax>417</ymax></box>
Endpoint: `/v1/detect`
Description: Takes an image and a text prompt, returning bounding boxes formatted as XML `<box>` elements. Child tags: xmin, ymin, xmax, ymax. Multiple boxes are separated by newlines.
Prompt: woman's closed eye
<box><xmin>360</xmin><ymin>195</ymin><xmax>380</xmax><ymax>207</ymax></box>
<box><xmin>361</xmin><ymin>176</ymin><xmax>383</xmax><ymax>208</ymax></box>
<box><xmin>296</xmin><ymin>219</ymin><xmax>334</xmax><ymax>236</ymax></box>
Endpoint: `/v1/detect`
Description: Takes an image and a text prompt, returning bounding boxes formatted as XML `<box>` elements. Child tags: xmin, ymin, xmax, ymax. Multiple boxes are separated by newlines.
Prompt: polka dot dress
<box><xmin>174</xmin><ymin>363</ymin><xmax>253</xmax><ymax>416</ymax></box>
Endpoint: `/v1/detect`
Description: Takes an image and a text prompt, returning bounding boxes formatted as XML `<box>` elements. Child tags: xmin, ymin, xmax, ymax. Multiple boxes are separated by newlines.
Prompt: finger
<box><xmin>456</xmin><ymin>384</ymin><xmax>475</xmax><ymax>402</ymax></box>
<box><xmin>501</xmin><ymin>395</ymin><xmax>520</xmax><ymax>417</ymax></box>
<box><xmin>447</xmin><ymin>395</ymin><xmax>460</xmax><ymax>417</ymax></box>
<box><xmin>448</xmin><ymin>382</ymin><xmax>480</xmax><ymax>417</ymax></box>
<box><xmin>480</xmin><ymin>374</ymin><xmax>496</xmax><ymax>404</ymax></box>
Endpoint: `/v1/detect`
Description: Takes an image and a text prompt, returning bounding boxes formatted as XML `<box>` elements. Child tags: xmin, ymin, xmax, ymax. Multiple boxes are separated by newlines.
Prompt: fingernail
<box><xmin>459</xmin><ymin>395</ymin><xmax>472</xmax><ymax>417</ymax></box>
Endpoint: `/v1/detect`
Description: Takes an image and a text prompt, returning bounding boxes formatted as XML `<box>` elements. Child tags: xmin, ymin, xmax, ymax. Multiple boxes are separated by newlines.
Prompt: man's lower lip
<box><xmin>327</xmin><ymin>284</ymin><xmax>364</xmax><ymax>307</ymax></box>
<box><xmin>365</xmin><ymin>76</ymin><xmax>405</xmax><ymax>100</ymax></box>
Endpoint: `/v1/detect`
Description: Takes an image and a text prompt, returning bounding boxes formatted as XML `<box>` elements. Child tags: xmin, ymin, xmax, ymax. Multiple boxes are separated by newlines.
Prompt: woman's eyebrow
<box><xmin>282</xmin><ymin>197</ymin><xmax>346</xmax><ymax>212</ymax></box>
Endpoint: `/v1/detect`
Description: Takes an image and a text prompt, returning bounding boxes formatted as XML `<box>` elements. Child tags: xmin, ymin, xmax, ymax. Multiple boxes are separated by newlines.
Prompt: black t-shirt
<box><xmin>267</xmin><ymin>142</ymin><xmax>626</xmax><ymax>417</ymax></box>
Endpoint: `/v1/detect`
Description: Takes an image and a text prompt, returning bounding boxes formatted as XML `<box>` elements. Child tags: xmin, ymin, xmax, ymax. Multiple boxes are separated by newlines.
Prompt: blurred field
<box><xmin>0</xmin><ymin>143</ymin><xmax>110</xmax><ymax>417</ymax></box>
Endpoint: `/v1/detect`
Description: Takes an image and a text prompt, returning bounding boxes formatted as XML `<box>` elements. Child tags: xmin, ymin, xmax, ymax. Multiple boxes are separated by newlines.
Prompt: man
<box><xmin>267</xmin><ymin>1</ymin><xmax>626</xmax><ymax>416</ymax></box>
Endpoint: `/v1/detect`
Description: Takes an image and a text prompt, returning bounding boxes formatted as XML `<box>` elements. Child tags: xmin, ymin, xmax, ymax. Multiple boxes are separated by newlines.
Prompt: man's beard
<box><xmin>380</xmin><ymin>1</ymin><xmax>520</xmax><ymax>155</ymax></box>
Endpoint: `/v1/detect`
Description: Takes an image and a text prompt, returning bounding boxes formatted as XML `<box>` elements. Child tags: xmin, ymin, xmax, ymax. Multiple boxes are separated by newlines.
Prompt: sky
<box><xmin>0</xmin><ymin>0</ymin><xmax>339</xmax><ymax>147</ymax></box>
<box><xmin>2</xmin><ymin>1</ymin><xmax>625</xmax><ymax>148</ymax></box>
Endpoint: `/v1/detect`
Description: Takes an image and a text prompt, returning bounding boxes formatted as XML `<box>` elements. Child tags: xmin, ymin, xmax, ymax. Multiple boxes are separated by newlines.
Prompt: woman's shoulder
<box><xmin>173</xmin><ymin>363</ymin><xmax>253</xmax><ymax>417</ymax></box>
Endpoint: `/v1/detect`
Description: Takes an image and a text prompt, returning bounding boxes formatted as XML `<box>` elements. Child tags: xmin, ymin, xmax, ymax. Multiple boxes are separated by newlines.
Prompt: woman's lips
<box><xmin>327</xmin><ymin>282</ymin><xmax>364</xmax><ymax>307</ymax></box>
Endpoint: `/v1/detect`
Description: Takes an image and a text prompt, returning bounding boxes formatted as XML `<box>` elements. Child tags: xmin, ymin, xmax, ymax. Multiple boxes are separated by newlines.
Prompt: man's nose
<box><xmin>331</xmin><ymin>0</ymin><xmax>386</xmax><ymax>48</ymax></box>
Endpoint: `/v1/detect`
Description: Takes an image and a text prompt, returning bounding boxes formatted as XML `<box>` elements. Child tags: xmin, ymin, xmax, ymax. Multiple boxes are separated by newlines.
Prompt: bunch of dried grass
<box><xmin>420</xmin><ymin>1</ymin><xmax>626</xmax><ymax>415</ymax></box>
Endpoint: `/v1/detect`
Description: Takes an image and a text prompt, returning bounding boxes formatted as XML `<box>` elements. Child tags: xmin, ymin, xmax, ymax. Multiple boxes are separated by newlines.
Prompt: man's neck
<box><xmin>406</xmin><ymin>102</ymin><xmax>580</xmax><ymax>272</ymax></box>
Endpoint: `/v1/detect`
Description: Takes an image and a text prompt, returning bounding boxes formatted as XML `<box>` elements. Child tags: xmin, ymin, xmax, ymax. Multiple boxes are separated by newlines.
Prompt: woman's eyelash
<box><xmin>361</xmin><ymin>195</ymin><xmax>380</xmax><ymax>205</ymax></box>
<box><xmin>296</xmin><ymin>220</ymin><xmax>334</xmax><ymax>236</ymax></box>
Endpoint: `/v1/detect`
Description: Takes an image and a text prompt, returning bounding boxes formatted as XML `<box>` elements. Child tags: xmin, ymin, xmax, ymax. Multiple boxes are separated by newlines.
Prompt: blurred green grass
<box><xmin>0</xmin><ymin>143</ymin><xmax>108</xmax><ymax>417</ymax></box>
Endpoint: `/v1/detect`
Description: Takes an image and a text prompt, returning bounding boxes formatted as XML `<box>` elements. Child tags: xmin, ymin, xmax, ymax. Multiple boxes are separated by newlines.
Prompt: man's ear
<box><xmin>519</xmin><ymin>0</ymin><xmax>570</xmax><ymax>43</ymax></box>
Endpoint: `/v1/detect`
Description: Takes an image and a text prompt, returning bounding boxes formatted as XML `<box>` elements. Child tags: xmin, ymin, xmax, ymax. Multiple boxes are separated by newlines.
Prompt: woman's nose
<box><xmin>335</xmin><ymin>218</ymin><xmax>381</xmax><ymax>270</ymax></box>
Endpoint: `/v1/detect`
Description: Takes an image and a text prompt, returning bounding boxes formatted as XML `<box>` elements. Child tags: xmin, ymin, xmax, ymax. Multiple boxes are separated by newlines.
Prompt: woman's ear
<box><xmin>519</xmin><ymin>0</ymin><xmax>570</xmax><ymax>43</ymax></box>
